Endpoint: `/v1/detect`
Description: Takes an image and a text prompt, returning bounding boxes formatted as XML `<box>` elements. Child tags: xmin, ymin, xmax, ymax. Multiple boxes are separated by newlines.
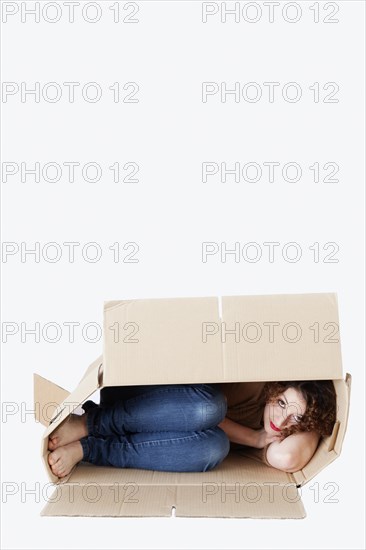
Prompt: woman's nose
<box><xmin>274</xmin><ymin>409</ymin><xmax>287</xmax><ymax>427</ymax></box>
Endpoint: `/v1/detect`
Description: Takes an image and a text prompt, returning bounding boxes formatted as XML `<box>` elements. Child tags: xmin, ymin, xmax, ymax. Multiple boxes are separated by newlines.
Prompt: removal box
<box><xmin>34</xmin><ymin>293</ymin><xmax>351</xmax><ymax>518</ymax></box>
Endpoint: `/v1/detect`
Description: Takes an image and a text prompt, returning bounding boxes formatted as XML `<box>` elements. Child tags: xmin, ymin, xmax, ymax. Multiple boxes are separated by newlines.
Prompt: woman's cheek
<box><xmin>263</xmin><ymin>404</ymin><xmax>271</xmax><ymax>432</ymax></box>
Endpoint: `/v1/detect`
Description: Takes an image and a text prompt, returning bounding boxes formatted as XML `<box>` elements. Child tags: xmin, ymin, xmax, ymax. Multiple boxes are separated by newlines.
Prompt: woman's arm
<box><xmin>218</xmin><ymin>416</ymin><xmax>320</xmax><ymax>473</ymax></box>
<box><xmin>265</xmin><ymin>431</ymin><xmax>320</xmax><ymax>473</ymax></box>
<box><xmin>218</xmin><ymin>417</ymin><xmax>279</xmax><ymax>448</ymax></box>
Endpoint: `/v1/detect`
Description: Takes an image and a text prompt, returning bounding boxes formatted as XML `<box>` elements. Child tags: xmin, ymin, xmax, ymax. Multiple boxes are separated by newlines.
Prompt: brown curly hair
<box><xmin>262</xmin><ymin>380</ymin><xmax>337</xmax><ymax>438</ymax></box>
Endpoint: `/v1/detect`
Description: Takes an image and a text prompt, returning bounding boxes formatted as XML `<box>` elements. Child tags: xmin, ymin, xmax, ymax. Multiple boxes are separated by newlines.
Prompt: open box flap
<box><xmin>41</xmin><ymin>484</ymin><xmax>176</xmax><ymax>517</ymax></box>
<box><xmin>103</xmin><ymin>297</ymin><xmax>223</xmax><ymax>386</ymax></box>
<box><xmin>43</xmin><ymin>355</ymin><xmax>102</xmax><ymax>438</ymax></box>
<box><xmin>33</xmin><ymin>374</ymin><xmax>70</xmax><ymax>427</ymax></box>
<box><xmin>173</xmin><ymin>483</ymin><xmax>305</xmax><ymax>518</ymax></box>
<box><xmin>41</xmin><ymin>483</ymin><xmax>305</xmax><ymax>519</ymax></box>
<box><xmin>292</xmin><ymin>373</ymin><xmax>351</xmax><ymax>486</ymax></box>
<box><xmin>41</xmin><ymin>453</ymin><xmax>305</xmax><ymax>518</ymax></box>
<box><xmin>103</xmin><ymin>293</ymin><xmax>342</xmax><ymax>385</ymax></box>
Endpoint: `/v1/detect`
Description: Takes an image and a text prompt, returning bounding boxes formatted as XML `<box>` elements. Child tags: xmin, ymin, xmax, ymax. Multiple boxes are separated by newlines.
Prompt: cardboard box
<box><xmin>34</xmin><ymin>293</ymin><xmax>351</xmax><ymax>518</ymax></box>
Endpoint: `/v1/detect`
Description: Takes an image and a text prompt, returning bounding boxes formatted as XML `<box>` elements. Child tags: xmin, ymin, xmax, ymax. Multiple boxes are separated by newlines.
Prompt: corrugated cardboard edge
<box><xmin>33</xmin><ymin>374</ymin><xmax>70</xmax><ymax>427</ymax></box>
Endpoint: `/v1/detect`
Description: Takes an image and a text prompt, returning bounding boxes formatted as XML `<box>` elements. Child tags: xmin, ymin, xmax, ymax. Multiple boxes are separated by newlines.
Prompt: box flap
<box><xmin>103</xmin><ymin>294</ymin><xmax>342</xmax><ymax>385</ymax></box>
<box><xmin>43</xmin><ymin>356</ymin><xmax>102</xmax><ymax>438</ymax></box>
<box><xmin>221</xmin><ymin>293</ymin><xmax>342</xmax><ymax>381</ymax></box>
<box><xmin>40</xmin><ymin>453</ymin><xmax>305</xmax><ymax>518</ymax></box>
<box><xmin>41</xmin><ymin>485</ymin><xmax>176</xmax><ymax>517</ymax></box>
<box><xmin>41</xmin><ymin>483</ymin><xmax>305</xmax><ymax>519</ymax></box>
<box><xmin>332</xmin><ymin>374</ymin><xmax>352</xmax><ymax>454</ymax></box>
<box><xmin>103</xmin><ymin>297</ymin><xmax>223</xmax><ymax>385</ymax></box>
<box><xmin>292</xmin><ymin>374</ymin><xmax>351</xmax><ymax>486</ymax></box>
<box><xmin>33</xmin><ymin>374</ymin><xmax>70</xmax><ymax>427</ymax></box>
<box><xmin>173</xmin><ymin>483</ymin><xmax>305</xmax><ymax>518</ymax></box>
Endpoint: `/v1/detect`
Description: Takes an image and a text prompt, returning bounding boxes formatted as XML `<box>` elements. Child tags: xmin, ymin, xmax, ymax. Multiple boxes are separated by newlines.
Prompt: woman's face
<box><xmin>263</xmin><ymin>387</ymin><xmax>307</xmax><ymax>435</ymax></box>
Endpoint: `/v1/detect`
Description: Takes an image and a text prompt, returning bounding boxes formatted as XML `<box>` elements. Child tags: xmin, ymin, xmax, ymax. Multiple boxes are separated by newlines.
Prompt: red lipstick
<box><xmin>270</xmin><ymin>421</ymin><xmax>281</xmax><ymax>432</ymax></box>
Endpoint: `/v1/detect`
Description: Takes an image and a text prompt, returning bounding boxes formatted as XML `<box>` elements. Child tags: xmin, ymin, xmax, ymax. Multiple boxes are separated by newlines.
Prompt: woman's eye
<box><xmin>293</xmin><ymin>415</ymin><xmax>302</xmax><ymax>423</ymax></box>
<box><xmin>278</xmin><ymin>399</ymin><xmax>286</xmax><ymax>408</ymax></box>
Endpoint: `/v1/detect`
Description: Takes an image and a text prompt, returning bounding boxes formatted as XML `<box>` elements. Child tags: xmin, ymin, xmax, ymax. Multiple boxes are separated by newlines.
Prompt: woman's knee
<box><xmin>202</xmin><ymin>427</ymin><xmax>230</xmax><ymax>472</ymax></box>
<box><xmin>190</xmin><ymin>385</ymin><xmax>227</xmax><ymax>429</ymax></box>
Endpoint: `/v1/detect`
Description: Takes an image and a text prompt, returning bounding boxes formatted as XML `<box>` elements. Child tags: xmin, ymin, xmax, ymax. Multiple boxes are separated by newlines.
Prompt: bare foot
<box><xmin>48</xmin><ymin>441</ymin><xmax>84</xmax><ymax>478</ymax></box>
<box><xmin>48</xmin><ymin>413</ymin><xmax>88</xmax><ymax>450</ymax></box>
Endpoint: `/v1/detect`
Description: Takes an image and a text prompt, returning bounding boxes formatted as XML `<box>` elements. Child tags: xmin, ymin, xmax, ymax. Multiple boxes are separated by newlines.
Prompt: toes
<box><xmin>48</xmin><ymin>449</ymin><xmax>69</xmax><ymax>478</ymax></box>
<box><xmin>48</xmin><ymin>435</ymin><xmax>59</xmax><ymax>450</ymax></box>
<box><xmin>48</xmin><ymin>450</ymin><xmax>61</xmax><ymax>466</ymax></box>
<box><xmin>51</xmin><ymin>461</ymin><xmax>63</xmax><ymax>475</ymax></box>
<box><xmin>48</xmin><ymin>453</ymin><xmax>56</xmax><ymax>465</ymax></box>
<box><xmin>57</xmin><ymin>465</ymin><xmax>68</xmax><ymax>478</ymax></box>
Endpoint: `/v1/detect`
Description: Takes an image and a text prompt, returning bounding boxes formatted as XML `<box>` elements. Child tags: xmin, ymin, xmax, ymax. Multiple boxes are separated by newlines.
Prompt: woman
<box><xmin>47</xmin><ymin>380</ymin><xmax>337</xmax><ymax>478</ymax></box>
<box><xmin>216</xmin><ymin>380</ymin><xmax>337</xmax><ymax>472</ymax></box>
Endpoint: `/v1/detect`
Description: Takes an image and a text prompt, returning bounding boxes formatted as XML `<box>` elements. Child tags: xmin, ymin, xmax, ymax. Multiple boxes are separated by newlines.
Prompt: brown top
<box><xmin>216</xmin><ymin>382</ymin><xmax>272</xmax><ymax>467</ymax></box>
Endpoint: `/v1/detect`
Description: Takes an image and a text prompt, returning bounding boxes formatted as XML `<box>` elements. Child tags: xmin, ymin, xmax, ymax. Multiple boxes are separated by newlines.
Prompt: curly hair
<box><xmin>262</xmin><ymin>380</ymin><xmax>337</xmax><ymax>438</ymax></box>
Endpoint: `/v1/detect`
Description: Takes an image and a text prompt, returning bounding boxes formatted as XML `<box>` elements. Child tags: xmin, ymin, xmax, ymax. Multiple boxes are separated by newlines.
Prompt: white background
<box><xmin>1</xmin><ymin>0</ymin><xmax>365</xmax><ymax>548</ymax></box>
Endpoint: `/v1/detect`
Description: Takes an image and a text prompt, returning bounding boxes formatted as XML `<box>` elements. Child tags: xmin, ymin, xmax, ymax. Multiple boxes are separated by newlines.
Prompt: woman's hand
<box><xmin>253</xmin><ymin>427</ymin><xmax>283</xmax><ymax>449</ymax></box>
<box><xmin>218</xmin><ymin>417</ymin><xmax>284</xmax><ymax>448</ymax></box>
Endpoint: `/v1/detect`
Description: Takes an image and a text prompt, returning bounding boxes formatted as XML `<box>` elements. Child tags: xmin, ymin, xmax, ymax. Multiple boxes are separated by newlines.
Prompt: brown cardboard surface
<box><xmin>103</xmin><ymin>293</ymin><xmax>342</xmax><ymax>386</ymax></box>
<box><xmin>103</xmin><ymin>297</ymin><xmax>223</xmax><ymax>385</ymax></box>
<box><xmin>44</xmin><ymin>355</ymin><xmax>102</xmax><ymax>439</ymax></box>
<box><xmin>173</xmin><ymin>484</ymin><xmax>305</xmax><ymax>519</ymax></box>
<box><xmin>332</xmin><ymin>375</ymin><xmax>352</xmax><ymax>455</ymax></box>
<box><xmin>41</xmin><ymin>454</ymin><xmax>305</xmax><ymax>518</ymax></box>
<box><xmin>66</xmin><ymin>451</ymin><xmax>293</xmax><ymax>486</ymax></box>
<box><xmin>33</xmin><ymin>374</ymin><xmax>70</xmax><ymax>427</ymax></box>
<box><xmin>222</xmin><ymin>293</ymin><xmax>343</xmax><ymax>381</ymax></box>
<box><xmin>41</xmin><ymin>485</ymin><xmax>176</xmax><ymax>517</ymax></box>
<box><xmin>41</xmin><ymin>483</ymin><xmax>305</xmax><ymax>519</ymax></box>
<box><xmin>35</xmin><ymin>293</ymin><xmax>349</xmax><ymax>518</ymax></box>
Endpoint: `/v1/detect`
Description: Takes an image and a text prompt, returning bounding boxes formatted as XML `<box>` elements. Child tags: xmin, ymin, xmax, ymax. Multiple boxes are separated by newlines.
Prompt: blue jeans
<box><xmin>79</xmin><ymin>384</ymin><xmax>230</xmax><ymax>473</ymax></box>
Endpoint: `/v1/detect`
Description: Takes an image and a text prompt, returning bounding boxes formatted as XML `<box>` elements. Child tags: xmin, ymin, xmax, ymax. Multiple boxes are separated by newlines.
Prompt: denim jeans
<box><xmin>79</xmin><ymin>384</ymin><xmax>230</xmax><ymax>473</ymax></box>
